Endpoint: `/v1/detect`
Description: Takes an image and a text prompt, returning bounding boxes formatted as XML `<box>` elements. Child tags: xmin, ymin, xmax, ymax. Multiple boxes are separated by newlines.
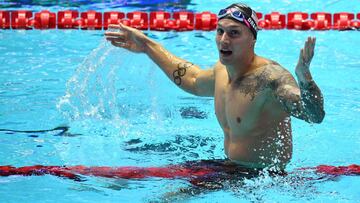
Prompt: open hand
<box><xmin>105</xmin><ymin>24</ymin><xmax>148</xmax><ymax>53</ymax></box>
<box><xmin>295</xmin><ymin>37</ymin><xmax>316</xmax><ymax>79</ymax></box>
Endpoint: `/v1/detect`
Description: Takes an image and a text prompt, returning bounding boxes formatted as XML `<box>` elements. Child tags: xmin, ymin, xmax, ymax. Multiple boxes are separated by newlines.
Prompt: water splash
<box><xmin>57</xmin><ymin>39</ymin><xmax>132</xmax><ymax>121</ymax></box>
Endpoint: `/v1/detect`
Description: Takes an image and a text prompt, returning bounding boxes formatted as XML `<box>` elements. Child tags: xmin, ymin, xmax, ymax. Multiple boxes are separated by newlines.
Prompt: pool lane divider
<box><xmin>0</xmin><ymin>164</ymin><xmax>359</xmax><ymax>185</ymax></box>
<box><xmin>0</xmin><ymin>10</ymin><xmax>360</xmax><ymax>31</ymax></box>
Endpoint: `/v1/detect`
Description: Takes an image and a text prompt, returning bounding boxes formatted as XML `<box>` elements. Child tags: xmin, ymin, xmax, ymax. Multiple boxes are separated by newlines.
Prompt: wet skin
<box><xmin>104</xmin><ymin>19</ymin><xmax>324</xmax><ymax>170</ymax></box>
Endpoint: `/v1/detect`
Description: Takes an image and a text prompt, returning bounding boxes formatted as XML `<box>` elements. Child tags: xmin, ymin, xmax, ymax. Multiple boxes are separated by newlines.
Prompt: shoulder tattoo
<box><xmin>235</xmin><ymin>68</ymin><xmax>272</xmax><ymax>101</ymax></box>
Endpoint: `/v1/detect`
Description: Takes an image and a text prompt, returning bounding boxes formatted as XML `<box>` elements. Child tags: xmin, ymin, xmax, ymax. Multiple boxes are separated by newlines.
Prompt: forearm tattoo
<box><xmin>299</xmin><ymin>80</ymin><xmax>325</xmax><ymax>122</ymax></box>
<box><xmin>158</xmin><ymin>46</ymin><xmax>194</xmax><ymax>86</ymax></box>
<box><xmin>273</xmin><ymin>71</ymin><xmax>324</xmax><ymax>123</ymax></box>
<box><xmin>173</xmin><ymin>62</ymin><xmax>194</xmax><ymax>86</ymax></box>
<box><xmin>273</xmin><ymin>74</ymin><xmax>303</xmax><ymax>117</ymax></box>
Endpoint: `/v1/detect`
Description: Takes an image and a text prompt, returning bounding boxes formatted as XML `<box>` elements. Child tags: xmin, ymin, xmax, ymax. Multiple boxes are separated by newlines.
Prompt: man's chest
<box><xmin>214</xmin><ymin>71</ymin><xmax>271</xmax><ymax>131</ymax></box>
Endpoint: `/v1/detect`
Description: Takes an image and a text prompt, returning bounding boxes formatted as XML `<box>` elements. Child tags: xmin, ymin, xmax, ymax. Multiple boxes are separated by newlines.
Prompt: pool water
<box><xmin>1</xmin><ymin>0</ymin><xmax>360</xmax><ymax>202</ymax></box>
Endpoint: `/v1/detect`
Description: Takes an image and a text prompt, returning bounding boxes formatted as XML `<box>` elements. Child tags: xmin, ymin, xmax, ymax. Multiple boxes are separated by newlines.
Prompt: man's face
<box><xmin>215</xmin><ymin>18</ymin><xmax>255</xmax><ymax>65</ymax></box>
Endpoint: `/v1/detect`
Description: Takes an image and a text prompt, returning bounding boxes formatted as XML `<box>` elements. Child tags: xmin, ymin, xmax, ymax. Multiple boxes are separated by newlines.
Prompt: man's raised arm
<box><xmin>105</xmin><ymin>24</ymin><xmax>215</xmax><ymax>97</ymax></box>
<box><xmin>272</xmin><ymin>37</ymin><xmax>325</xmax><ymax>123</ymax></box>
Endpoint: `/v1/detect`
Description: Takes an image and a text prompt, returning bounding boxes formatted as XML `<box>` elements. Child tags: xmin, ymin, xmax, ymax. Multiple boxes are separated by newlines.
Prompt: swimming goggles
<box><xmin>218</xmin><ymin>8</ymin><xmax>251</xmax><ymax>29</ymax></box>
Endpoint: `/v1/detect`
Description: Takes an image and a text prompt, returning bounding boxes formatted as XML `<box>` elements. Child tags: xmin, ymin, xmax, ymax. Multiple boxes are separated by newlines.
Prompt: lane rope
<box><xmin>1</xmin><ymin>10</ymin><xmax>359</xmax><ymax>30</ymax></box>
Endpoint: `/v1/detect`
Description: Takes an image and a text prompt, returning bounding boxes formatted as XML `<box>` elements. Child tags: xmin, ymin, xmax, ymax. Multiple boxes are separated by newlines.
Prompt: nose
<box><xmin>219</xmin><ymin>32</ymin><xmax>230</xmax><ymax>45</ymax></box>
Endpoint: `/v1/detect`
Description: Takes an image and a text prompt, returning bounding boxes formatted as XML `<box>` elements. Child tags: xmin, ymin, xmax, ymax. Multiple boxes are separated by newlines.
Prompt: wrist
<box><xmin>296</xmin><ymin>70</ymin><xmax>313</xmax><ymax>84</ymax></box>
<box><xmin>143</xmin><ymin>37</ymin><xmax>159</xmax><ymax>54</ymax></box>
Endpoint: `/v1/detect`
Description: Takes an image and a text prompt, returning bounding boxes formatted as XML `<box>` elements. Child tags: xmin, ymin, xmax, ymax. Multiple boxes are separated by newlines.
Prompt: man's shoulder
<box><xmin>258</xmin><ymin>59</ymin><xmax>286</xmax><ymax>72</ymax></box>
<box><xmin>258</xmin><ymin>60</ymin><xmax>298</xmax><ymax>90</ymax></box>
<box><xmin>256</xmin><ymin>60</ymin><xmax>292</xmax><ymax>81</ymax></box>
<box><xmin>213</xmin><ymin>61</ymin><xmax>226</xmax><ymax>71</ymax></box>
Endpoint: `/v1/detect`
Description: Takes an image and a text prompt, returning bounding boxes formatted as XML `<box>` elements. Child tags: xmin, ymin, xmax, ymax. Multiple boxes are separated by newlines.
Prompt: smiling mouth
<box><xmin>220</xmin><ymin>49</ymin><xmax>233</xmax><ymax>56</ymax></box>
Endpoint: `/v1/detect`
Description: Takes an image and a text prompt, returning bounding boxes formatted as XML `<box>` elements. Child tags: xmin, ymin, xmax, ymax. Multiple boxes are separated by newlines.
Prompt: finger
<box><xmin>309</xmin><ymin>38</ymin><xmax>314</xmax><ymax>58</ymax></box>
<box><xmin>108</xmin><ymin>24</ymin><xmax>121</xmax><ymax>29</ymax></box>
<box><xmin>311</xmin><ymin>37</ymin><xmax>316</xmax><ymax>51</ymax></box>
<box><xmin>106</xmin><ymin>37</ymin><xmax>127</xmax><ymax>44</ymax></box>
<box><xmin>105</xmin><ymin>37</ymin><xmax>125</xmax><ymax>42</ymax></box>
<box><xmin>306</xmin><ymin>37</ymin><xmax>313</xmax><ymax>58</ymax></box>
<box><xmin>111</xmin><ymin>40</ymin><xmax>129</xmax><ymax>48</ymax></box>
<box><xmin>306</xmin><ymin>37</ymin><xmax>311</xmax><ymax>49</ymax></box>
<box><xmin>306</xmin><ymin>37</ymin><xmax>314</xmax><ymax>58</ymax></box>
<box><xmin>305</xmin><ymin>37</ymin><xmax>309</xmax><ymax>48</ymax></box>
<box><xmin>298</xmin><ymin>48</ymin><xmax>304</xmax><ymax>63</ymax></box>
<box><xmin>111</xmin><ymin>41</ymin><xmax>126</xmax><ymax>48</ymax></box>
<box><xmin>105</xmin><ymin>35</ymin><xmax>125</xmax><ymax>42</ymax></box>
<box><xmin>105</xmin><ymin>33</ymin><xmax>126</xmax><ymax>42</ymax></box>
<box><xmin>108</xmin><ymin>37</ymin><xmax>130</xmax><ymax>46</ymax></box>
<box><xmin>119</xmin><ymin>23</ymin><xmax>127</xmax><ymax>29</ymax></box>
<box><xmin>309</xmin><ymin>37</ymin><xmax>314</xmax><ymax>47</ymax></box>
<box><xmin>311</xmin><ymin>37</ymin><xmax>316</xmax><ymax>57</ymax></box>
<box><xmin>304</xmin><ymin>40</ymin><xmax>310</xmax><ymax>61</ymax></box>
<box><xmin>104</xmin><ymin>31</ymin><xmax>125</xmax><ymax>37</ymax></box>
<box><xmin>107</xmin><ymin>24</ymin><xmax>123</xmax><ymax>33</ymax></box>
<box><xmin>119</xmin><ymin>23</ymin><xmax>134</xmax><ymax>32</ymax></box>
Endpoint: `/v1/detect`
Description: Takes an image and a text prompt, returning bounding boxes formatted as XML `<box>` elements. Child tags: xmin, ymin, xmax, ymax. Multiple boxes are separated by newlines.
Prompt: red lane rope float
<box><xmin>0</xmin><ymin>10</ymin><xmax>11</xmax><ymax>29</ymax></box>
<box><xmin>1</xmin><ymin>10</ymin><xmax>360</xmax><ymax>31</ymax></box>
<box><xmin>0</xmin><ymin>165</ymin><xmax>216</xmax><ymax>181</ymax></box>
<box><xmin>314</xmin><ymin>164</ymin><xmax>360</xmax><ymax>176</ymax></box>
<box><xmin>194</xmin><ymin>11</ymin><xmax>219</xmax><ymax>31</ymax></box>
<box><xmin>57</xmin><ymin>10</ymin><xmax>79</xmax><ymax>29</ymax></box>
<box><xmin>333</xmin><ymin>12</ymin><xmax>360</xmax><ymax>30</ymax></box>
<box><xmin>125</xmin><ymin>11</ymin><xmax>148</xmax><ymax>30</ymax></box>
<box><xmin>103</xmin><ymin>11</ymin><xmax>125</xmax><ymax>30</ymax></box>
<box><xmin>34</xmin><ymin>10</ymin><xmax>56</xmax><ymax>29</ymax></box>
<box><xmin>259</xmin><ymin>12</ymin><xmax>286</xmax><ymax>29</ymax></box>
<box><xmin>287</xmin><ymin>12</ymin><xmax>312</xmax><ymax>30</ymax></box>
<box><xmin>149</xmin><ymin>11</ymin><xmax>172</xmax><ymax>31</ymax></box>
<box><xmin>10</xmin><ymin>10</ymin><xmax>33</xmax><ymax>29</ymax></box>
<box><xmin>310</xmin><ymin>12</ymin><xmax>332</xmax><ymax>30</ymax></box>
<box><xmin>1</xmin><ymin>164</ymin><xmax>360</xmax><ymax>182</ymax></box>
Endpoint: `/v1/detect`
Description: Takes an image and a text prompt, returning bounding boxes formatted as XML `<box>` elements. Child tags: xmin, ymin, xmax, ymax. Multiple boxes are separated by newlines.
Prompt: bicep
<box><xmin>194</xmin><ymin>68</ymin><xmax>215</xmax><ymax>97</ymax></box>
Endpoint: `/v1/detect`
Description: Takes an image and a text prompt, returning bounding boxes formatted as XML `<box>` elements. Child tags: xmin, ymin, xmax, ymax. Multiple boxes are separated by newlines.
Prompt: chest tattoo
<box><xmin>234</xmin><ymin>69</ymin><xmax>272</xmax><ymax>101</ymax></box>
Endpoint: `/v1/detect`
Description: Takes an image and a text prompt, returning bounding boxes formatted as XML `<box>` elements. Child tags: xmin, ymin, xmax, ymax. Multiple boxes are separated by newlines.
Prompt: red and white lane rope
<box><xmin>1</xmin><ymin>10</ymin><xmax>359</xmax><ymax>30</ymax></box>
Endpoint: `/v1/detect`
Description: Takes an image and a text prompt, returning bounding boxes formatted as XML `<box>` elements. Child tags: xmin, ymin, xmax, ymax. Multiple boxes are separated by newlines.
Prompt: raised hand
<box><xmin>295</xmin><ymin>37</ymin><xmax>316</xmax><ymax>81</ymax></box>
<box><xmin>104</xmin><ymin>24</ymin><xmax>149</xmax><ymax>53</ymax></box>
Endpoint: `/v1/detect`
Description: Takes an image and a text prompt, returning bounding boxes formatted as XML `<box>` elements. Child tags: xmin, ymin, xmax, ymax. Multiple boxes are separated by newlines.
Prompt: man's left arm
<box><xmin>272</xmin><ymin>37</ymin><xmax>325</xmax><ymax>123</ymax></box>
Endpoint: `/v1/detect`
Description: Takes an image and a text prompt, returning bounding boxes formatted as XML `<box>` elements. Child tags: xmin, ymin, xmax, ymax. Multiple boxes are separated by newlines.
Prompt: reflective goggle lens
<box><xmin>218</xmin><ymin>8</ymin><xmax>245</xmax><ymax>22</ymax></box>
<box><xmin>218</xmin><ymin>9</ymin><xmax>228</xmax><ymax>17</ymax></box>
<box><xmin>232</xmin><ymin>11</ymin><xmax>244</xmax><ymax>20</ymax></box>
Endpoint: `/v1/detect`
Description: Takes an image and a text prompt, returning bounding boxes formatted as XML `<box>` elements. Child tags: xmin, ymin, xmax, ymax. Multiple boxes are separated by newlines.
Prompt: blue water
<box><xmin>1</xmin><ymin>0</ymin><xmax>360</xmax><ymax>202</ymax></box>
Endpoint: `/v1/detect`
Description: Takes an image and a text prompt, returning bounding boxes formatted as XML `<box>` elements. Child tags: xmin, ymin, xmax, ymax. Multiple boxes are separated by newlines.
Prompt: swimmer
<box><xmin>105</xmin><ymin>3</ymin><xmax>325</xmax><ymax>171</ymax></box>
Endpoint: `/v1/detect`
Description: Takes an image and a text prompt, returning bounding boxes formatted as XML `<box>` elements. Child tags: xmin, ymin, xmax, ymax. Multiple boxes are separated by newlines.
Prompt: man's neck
<box><xmin>226</xmin><ymin>53</ymin><xmax>256</xmax><ymax>83</ymax></box>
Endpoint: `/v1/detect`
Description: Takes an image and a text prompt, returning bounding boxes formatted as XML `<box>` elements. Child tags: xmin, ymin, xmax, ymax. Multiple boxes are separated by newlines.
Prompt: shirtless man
<box><xmin>105</xmin><ymin>3</ymin><xmax>325</xmax><ymax>171</ymax></box>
